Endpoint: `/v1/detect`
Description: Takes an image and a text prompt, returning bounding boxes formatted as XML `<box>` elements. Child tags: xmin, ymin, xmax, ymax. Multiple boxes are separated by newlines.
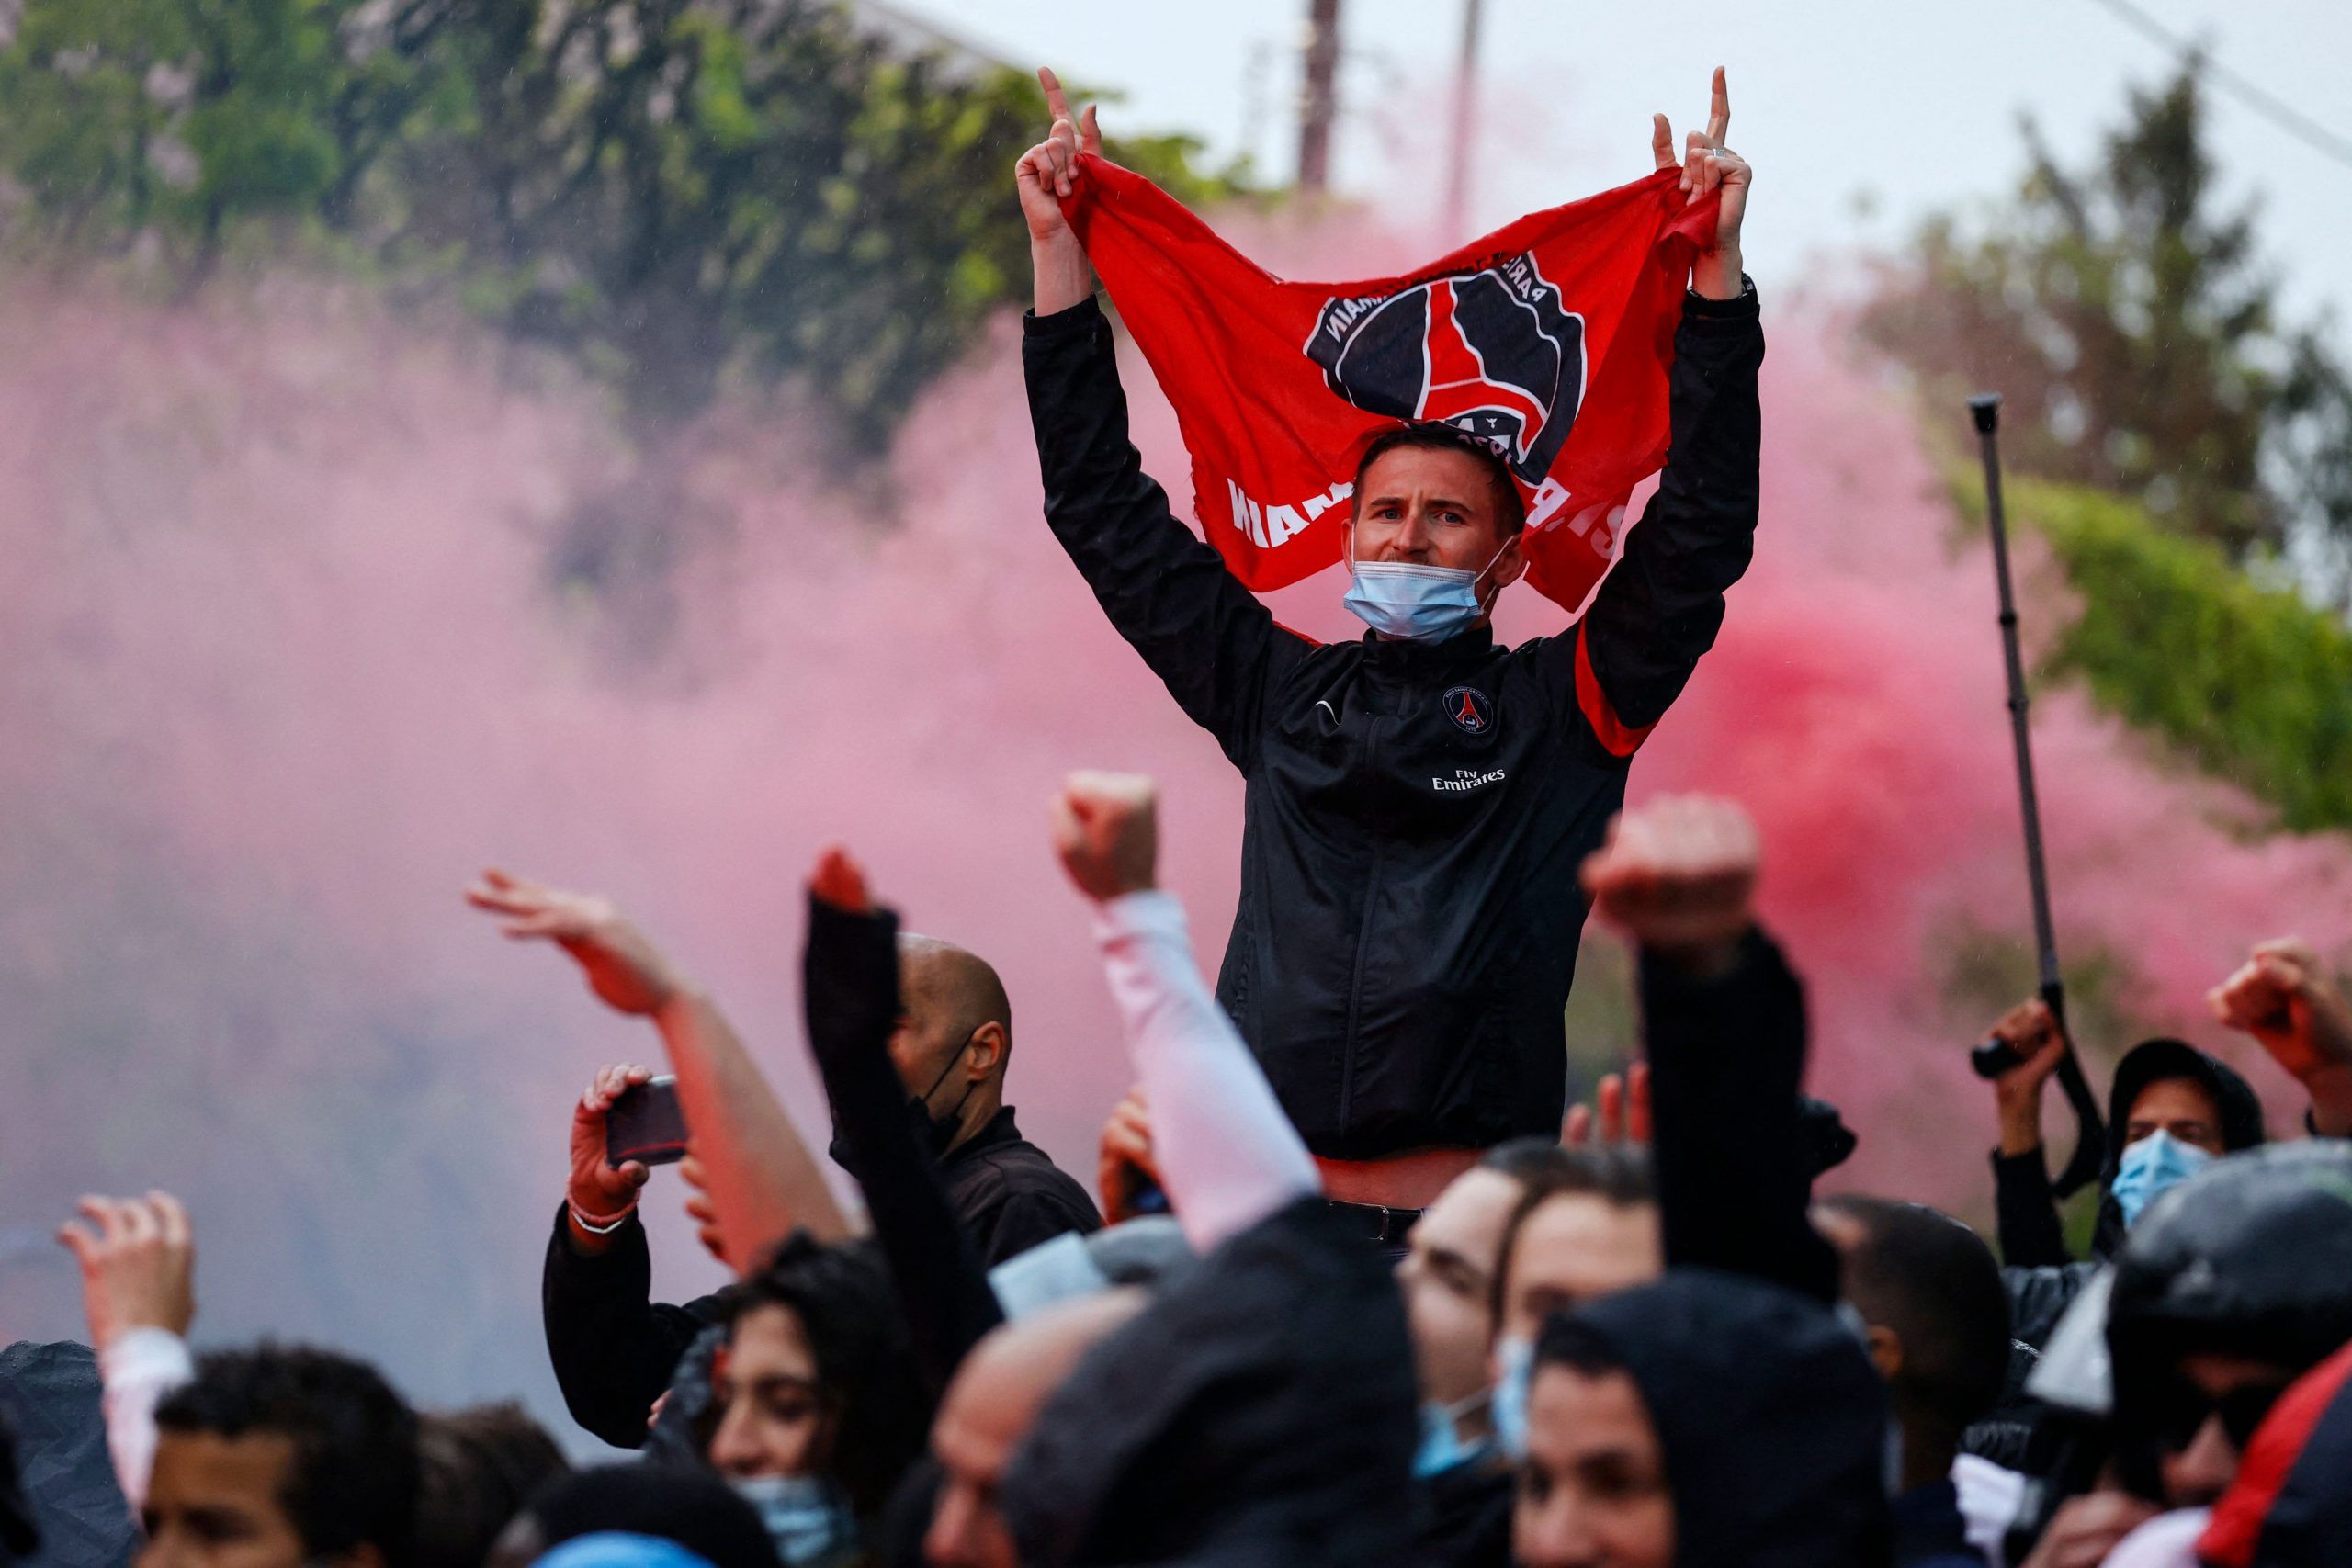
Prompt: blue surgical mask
<box><xmin>2112</xmin><ymin>1129</ymin><xmax>2215</xmax><ymax>1229</ymax></box>
<box><xmin>1341</xmin><ymin>529</ymin><xmax>1510</xmax><ymax>643</ymax></box>
<box><xmin>731</xmin><ymin>1474</ymin><xmax>858</xmax><ymax>1567</ymax></box>
<box><xmin>1490</xmin><ymin>1335</ymin><xmax>1535</xmax><ymax>1461</ymax></box>
<box><xmin>1412</xmin><ymin>1389</ymin><xmax>1495</xmax><ymax>1479</ymax></box>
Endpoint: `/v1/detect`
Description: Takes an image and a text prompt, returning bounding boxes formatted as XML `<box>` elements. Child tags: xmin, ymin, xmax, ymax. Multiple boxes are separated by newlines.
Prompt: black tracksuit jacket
<box><xmin>1023</xmin><ymin>285</ymin><xmax>1763</xmax><ymax>1158</ymax></box>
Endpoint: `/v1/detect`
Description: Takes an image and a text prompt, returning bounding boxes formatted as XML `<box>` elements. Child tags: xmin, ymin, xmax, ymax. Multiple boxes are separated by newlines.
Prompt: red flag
<box><xmin>1062</xmin><ymin>157</ymin><xmax>1717</xmax><ymax>612</ymax></box>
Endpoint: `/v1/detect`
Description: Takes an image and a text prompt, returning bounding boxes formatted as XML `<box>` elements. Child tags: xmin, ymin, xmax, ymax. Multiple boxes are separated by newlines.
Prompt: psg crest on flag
<box><xmin>1305</xmin><ymin>254</ymin><xmax>1588</xmax><ymax>487</ymax></box>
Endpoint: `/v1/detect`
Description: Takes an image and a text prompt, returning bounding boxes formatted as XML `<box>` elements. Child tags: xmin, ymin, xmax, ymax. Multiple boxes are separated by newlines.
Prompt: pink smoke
<box><xmin>3</xmin><ymin>255</ymin><xmax>2348</xmax><ymax>1419</ymax></box>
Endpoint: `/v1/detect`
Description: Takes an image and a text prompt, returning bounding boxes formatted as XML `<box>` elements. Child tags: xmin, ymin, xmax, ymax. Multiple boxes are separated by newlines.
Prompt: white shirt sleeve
<box><xmin>99</xmin><ymin>1326</ymin><xmax>195</xmax><ymax>1513</ymax></box>
<box><xmin>1092</xmin><ymin>889</ymin><xmax>1321</xmax><ymax>1253</ymax></box>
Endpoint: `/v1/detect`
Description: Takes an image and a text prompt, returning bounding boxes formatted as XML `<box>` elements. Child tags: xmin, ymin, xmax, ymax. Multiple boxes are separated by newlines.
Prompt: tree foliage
<box><xmin>0</xmin><ymin>0</ymin><xmax>1256</xmax><ymax>433</ymax></box>
<box><xmin>1863</xmin><ymin>66</ymin><xmax>2352</xmax><ymax>592</ymax></box>
<box><xmin>1951</xmin><ymin>467</ymin><xmax>2352</xmax><ymax>834</ymax></box>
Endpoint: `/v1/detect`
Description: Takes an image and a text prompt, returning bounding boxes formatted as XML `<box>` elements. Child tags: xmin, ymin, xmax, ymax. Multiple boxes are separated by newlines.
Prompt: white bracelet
<box><xmin>569</xmin><ymin>1201</ymin><xmax>638</xmax><ymax>1236</ymax></box>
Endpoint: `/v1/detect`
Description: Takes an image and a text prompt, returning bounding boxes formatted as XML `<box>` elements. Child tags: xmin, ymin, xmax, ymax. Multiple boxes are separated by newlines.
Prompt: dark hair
<box><xmin>521</xmin><ymin>1465</ymin><xmax>778</xmax><ymax>1568</ymax></box>
<box><xmin>413</xmin><ymin>1404</ymin><xmax>569</xmax><ymax>1568</ymax></box>
<box><xmin>718</xmin><ymin>1235</ymin><xmax>929</xmax><ymax>1521</ymax></box>
<box><xmin>1489</xmin><ymin>1145</ymin><xmax>1656</xmax><ymax>1326</ymax></box>
<box><xmin>1533</xmin><ymin>1312</ymin><xmax>1634</xmax><ymax>1380</ymax></box>
<box><xmin>1816</xmin><ymin>1197</ymin><xmax>2009</xmax><ymax>1446</ymax></box>
<box><xmin>155</xmin><ymin>1344</ymin><xmax>421</xmax><ymax>1567</ymax></box>
<box><xmin>1352</xmin><ymin>423</ymin><xmax>1527</xmax><ymax>534</ymax></box>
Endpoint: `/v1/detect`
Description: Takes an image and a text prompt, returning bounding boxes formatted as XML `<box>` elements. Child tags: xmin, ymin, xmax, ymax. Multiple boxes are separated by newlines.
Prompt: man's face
<box><xmin>140</xmin><ymin>1431</ymin><xmax>310</xmax><ymax>1568</ymax></box>
<box><xmin>888</xmin><ymin>949</ymin><xmax>965</xmax><ymax>1106</ymax></box>
<box><xmin>2148</xmin><ymin>1350</ymin><xmax>2301</xmax><ymax>1508</ymax></box>
<box><xmin>923</xmin><ymin>1362</ymin><xmax>1026</xmax><ymax>1568</ymax></box>
<box><xmin>2125</xmin><ymin>1077</ymin><xmax>2227</xmax><ymax>1157</ymax></box>
<box><xmin>1397</xmin><ymin>1168</ymin><xmax>1523</xmax><ymax>1408</ymax></box>
<box><xmin>1351</xmin><ymin>446</ymin><xmax>1522</xmax><ymax>579</ymax></box>
<box><xmin>707</xmin><ymin>1303</ymin><xmax>831</xmax><ymax>1480</ymax></box>
<box><xmin>1513</xmin><ymin>1364</ymin><xmax>1675</xmax><ymax>1568</ymax></box>
<box><xmin>1498</xmin><ymin>1194</ymin><xmax>1663</xmax><ymax>1348</ymax></box>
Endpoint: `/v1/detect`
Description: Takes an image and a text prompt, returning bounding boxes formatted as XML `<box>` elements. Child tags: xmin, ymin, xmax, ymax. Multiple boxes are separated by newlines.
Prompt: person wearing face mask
<box><xmin>1016</xmin><ymin>69</ymin><xmax>1762</xmax><ymax>1221</ymax></box>
<box><xmin>1987</xmin><ymin>1021</ymin><xmax>2267</xmax><ymax>1353</ymax></box>
<box><xmin>648</xmin><ymin>1237</ymin><xmax>930</xmax><ymax>1568</ymax></box>
<box><xmin>881</xmin><ymin>933</ymin><xmax>1102</xmax><ymax>1266</ymax></box>
<box><xmin>2015</xmin><ymin>1141</ymin><xmax>2352</xmax><ymax>1568</ymax></box>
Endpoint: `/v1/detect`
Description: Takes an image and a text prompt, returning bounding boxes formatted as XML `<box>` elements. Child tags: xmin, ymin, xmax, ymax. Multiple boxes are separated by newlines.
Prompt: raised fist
<box><xmin>1052</xmin><ymin>772</ymin><xmax>1159</xmax><ymax>903</ymax></box>
<box><xmin>2211</xmin><ymin>939</ymin><xmax>2352</xmax><ymax>1136</ymax></box>
<box><xmin>1579</xmin><ymin>795</ymin><xmax>1759</xmax><ymax>963</ymax></box>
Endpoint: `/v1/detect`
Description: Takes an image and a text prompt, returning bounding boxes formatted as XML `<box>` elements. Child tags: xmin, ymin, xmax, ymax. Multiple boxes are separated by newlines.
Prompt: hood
<box><xmin>1560</xmin><ymin>1269</ymin><xmax>1891</xmax><ymax>1568</ymax></box>
<box><xmin>2199</xmin><ymin>1338</ymin><xmax>2352</xmax><ymax>1568</ymax></box>
<box><xmin>1001</xmin><ymin>1197</ymin><xmax>1419</xmax><ymax>1568</ymax></box>
<box><xmin>2090</xmin><ymin>1039</ymin><xmax>2267</xmax><ymax>1259</ymax></box>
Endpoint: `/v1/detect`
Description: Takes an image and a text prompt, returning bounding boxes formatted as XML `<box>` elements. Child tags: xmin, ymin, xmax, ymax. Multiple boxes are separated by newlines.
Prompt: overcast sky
<box><xmin>889</xmin><ymin>0</ymin><xmax>2352</xmax><ymax>347</ymax></box>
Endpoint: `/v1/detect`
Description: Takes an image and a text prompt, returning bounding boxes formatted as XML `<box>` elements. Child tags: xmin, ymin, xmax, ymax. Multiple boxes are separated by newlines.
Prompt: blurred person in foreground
<box><xmin>643</xmin><ymin>1235</ymin><xmax>931</xmax><ymax>1567</ymax></box>
<box><xmin>469</xmin><ymin>872</ymin><xmax>1092</xmax><ymax>1448</ymax></box>
<box><xmin>1015</xmin><ymin>65</ymin><xmax>1762</xmax><ymax>1225</ymax></box>
<box><xmin>141</xmin><ymin>1345</ymin><xmax>419</xmax><ymax>1568</ymax></box>
<box><xmin>2017</xmin><ymin>1140</ymin><xmax>2352</xmax><ymax>1568</ymax></box>
<box><xmin>413</xmin><ymin>1404</ymin><xmax>570</xmax><ymax>1568</ymax></box>
<box><xmin>1815</xmin><ymin>1197</ymin><xmax>2010</xmax><ymax>1567</ymax></box>
<box><xmin>1513</xmin><ymin>794</ymin><xmax>1886</xmax><ymax>1567</ymax></box>
<box><xmin>491</xmin><ymin>1466</ymin><xmax>778</xmax><ymax>1568</ymax></box>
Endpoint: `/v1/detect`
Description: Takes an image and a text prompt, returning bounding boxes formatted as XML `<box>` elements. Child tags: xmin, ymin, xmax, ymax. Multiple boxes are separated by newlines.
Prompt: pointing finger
<box><xmin>1040</xmin><ymin>66</ymin><xmax>1075</xmax><ymax>128</ymax></box>
<box><xmin>1706</xmin><ymin>66</ymin><xmax>1729</xmax><ymax>146</ymax></box>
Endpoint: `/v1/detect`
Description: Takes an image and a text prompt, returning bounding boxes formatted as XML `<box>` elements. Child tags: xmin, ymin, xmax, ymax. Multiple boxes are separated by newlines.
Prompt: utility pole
<box><xmin>1297</xmin><ymin>0</ymin><xmax>1343</xmax><ymax>194</ymax></box>
<box><xmin>1442</xmin><ymin>0</ymin><xmax>1485</xmax><ymax>242</ymax></box>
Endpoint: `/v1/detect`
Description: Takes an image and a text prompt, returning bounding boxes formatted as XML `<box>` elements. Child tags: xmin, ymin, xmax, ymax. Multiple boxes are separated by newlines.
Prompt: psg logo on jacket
<box><xmin>1306</xmin><ymin>253</ymin><xmax>1588</xmax><ymax>486</ymax></box>
<box><xmin>1443</xmin><ymin>685</ymin><xmax>1495</xmax><ymax>735</ymax></box>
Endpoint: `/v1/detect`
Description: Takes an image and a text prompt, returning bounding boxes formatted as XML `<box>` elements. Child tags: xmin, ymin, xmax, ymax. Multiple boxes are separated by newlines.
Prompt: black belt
<box><xmin>1326</xmin><ymin>1199</ymin><xmax>1424</xmax><ymax>1247</ymax></box>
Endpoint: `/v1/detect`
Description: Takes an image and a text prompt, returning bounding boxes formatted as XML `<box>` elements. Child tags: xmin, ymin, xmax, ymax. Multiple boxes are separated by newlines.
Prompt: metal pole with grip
<box><xmin>1965</xmin><ymin>394</ymin><xmax>2109</xmax><ymax>1198</ymax></box>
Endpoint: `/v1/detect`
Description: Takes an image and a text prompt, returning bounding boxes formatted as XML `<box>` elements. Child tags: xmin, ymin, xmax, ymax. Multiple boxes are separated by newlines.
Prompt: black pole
<box><xmin>1966</xmin><ymin>394</ymin><xmax>2109</xmax><ymax>1198</ymax></box>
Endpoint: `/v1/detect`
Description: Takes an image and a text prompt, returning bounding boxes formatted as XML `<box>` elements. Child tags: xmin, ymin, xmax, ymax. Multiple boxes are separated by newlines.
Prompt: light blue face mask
<box><xmin>1412</xmin><ymin>1389</ymin><xmax>1496</xmax><ymax>1479</ymax></box>
<box><xmin>1489</xmin><ymin>1334</ymin><xmax>1535</xmax><ymax>1461</ymax></box>
<box><xmin>731</xmin><ymin>1474</ymin><xmax>858</xmax><ymax>1567</ymax></box>
<box><xmin>1340</xmin><ymin>529</ymin><xmax>1511</xmax><ymax>643</ymax></box>
<box><xmin>2112</xmin><ymin>1128</ymin><xmax>2215</xmax><ymax>1229</ymax></box>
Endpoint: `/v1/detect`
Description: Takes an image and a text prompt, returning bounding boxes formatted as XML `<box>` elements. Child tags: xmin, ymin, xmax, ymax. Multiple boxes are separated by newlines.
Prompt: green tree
<box><xmin>0</xmin><ymin>0</ymin><xmax>1257</xmax><ymax>437</ymax></box>
<box><xmin>1863</xmin><ymin>65</ymin><xmax>2352</xmax><ymax>590</ymax></box>
<box><xmin>0</xmin><ymin>0</ymin><xmax>350</xmax><ymax>265</ymax></box>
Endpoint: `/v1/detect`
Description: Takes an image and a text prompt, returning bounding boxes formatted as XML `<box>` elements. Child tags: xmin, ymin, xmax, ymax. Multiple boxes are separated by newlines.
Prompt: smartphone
<box><xmin>606</xmin><ymin>1076</ymin><xmax>689</xmax><ymax>1168</ymax></box>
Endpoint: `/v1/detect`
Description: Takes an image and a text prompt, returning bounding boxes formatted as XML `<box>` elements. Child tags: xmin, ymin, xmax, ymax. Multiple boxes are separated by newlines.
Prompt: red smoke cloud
<box><xmin>3</xmin><ymin>263</ymin><xmax>2348</xmax><ymax>1417</ymax></box>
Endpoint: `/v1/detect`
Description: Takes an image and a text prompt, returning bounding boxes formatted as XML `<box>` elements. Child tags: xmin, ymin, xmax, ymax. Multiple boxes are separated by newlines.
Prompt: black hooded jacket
<box><xmin>1554</xmin><ymin>1269</ymin><xmax>1892</xmax><ymax>1568</ymax></box>
<box><xmin>1996</xmin><ymin>1038</ymin><xmax>2267</xmax><ymax>1348</ymax></box>
<box><xmin>1001</xmin><ymin>1197</ymin><xmax>1420</xmax><ymax>1568</ymax></box>
<box><xmin>1024</xmin><ymin>286</ymin><xmax>1762</xmax><ymax>1158</ymax></box>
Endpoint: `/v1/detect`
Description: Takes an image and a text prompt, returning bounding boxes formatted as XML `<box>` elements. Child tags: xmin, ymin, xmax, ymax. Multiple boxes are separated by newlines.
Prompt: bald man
<box><xmin>886</xmin><ymin>932</ymin><xmax>1102</xmax><ymax>1264</ymax></box>
<box><xmin>923</xmin><ymin>1290</ymin><xmax>1147</xmax><ymax>1568</ymax></box>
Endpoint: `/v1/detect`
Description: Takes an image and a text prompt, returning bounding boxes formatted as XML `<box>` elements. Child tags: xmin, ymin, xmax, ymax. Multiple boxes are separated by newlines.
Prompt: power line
<box><xmin>2078</xmin><ymin>0</ymin><xmax>2352</xmax><ymax>173</ymax></box>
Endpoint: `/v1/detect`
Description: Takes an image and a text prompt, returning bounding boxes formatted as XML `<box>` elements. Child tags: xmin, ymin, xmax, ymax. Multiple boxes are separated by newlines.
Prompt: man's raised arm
<box><xmin>1018</xmin><ymin>69</ymin><xmax>1303</xmax><ymax>770</ymax></box>
<box><xmin>1566</xmin><ymin>70</ymin><xmax>1762</xmax><ymax>756</ymax></box>
<box><xmin>1051</xmin><ymin>770</ymin><xmax>1321</xmax><ymax>1253</ymax></box>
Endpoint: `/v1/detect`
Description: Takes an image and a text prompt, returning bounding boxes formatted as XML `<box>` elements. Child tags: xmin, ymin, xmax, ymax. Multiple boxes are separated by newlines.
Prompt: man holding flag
<box><xmin>1017</xmin><ymin>68</ymin><xmax>1759</xmax><ymax>1230</ymax></box>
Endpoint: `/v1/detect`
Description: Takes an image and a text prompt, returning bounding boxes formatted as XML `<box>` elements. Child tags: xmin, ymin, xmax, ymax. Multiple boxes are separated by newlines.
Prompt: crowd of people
<box><xmin>8</xmin><ymin>62</ymin><xmax>2352</xmax><ymax>1568</ymax></box>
